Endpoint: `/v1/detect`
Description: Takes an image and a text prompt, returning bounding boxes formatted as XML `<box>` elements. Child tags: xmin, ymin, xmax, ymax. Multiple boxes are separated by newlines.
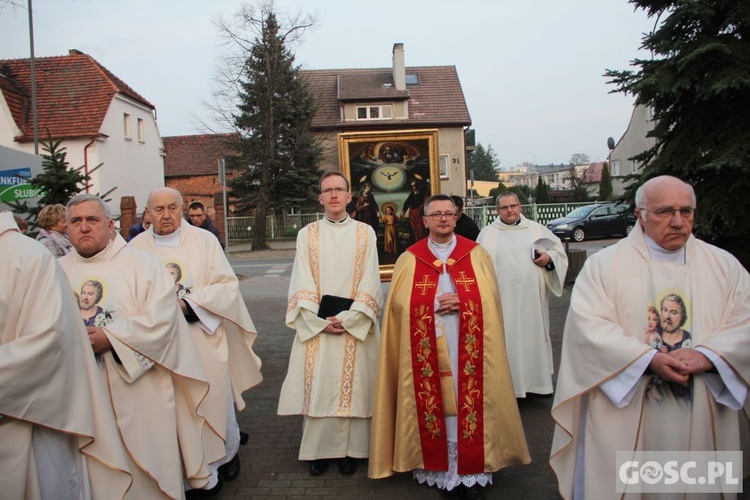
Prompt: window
<box><xmin>137</xmin><ymin>118</ymin><xmax>145</xmax><ymax>142</ymax></box>
<box><xmin>439</xmin><ymin>155</ymin><xmax>449</xmax><ymax>179</ymax></box>
<box><xmin>630</xmin><ymin>160</ymin><xmax>639</xmax><ymax>174</ymax></box>
<box><xmin>356</xmin><ymin>105</ymin><xmax>393</xmax><ymax>121</ymax></box>
<box><xmin>405</xmin><ymin>73</ymin><xmax>419</xmax><ymax>85</ymax></box>
<box><xmin>612</xmin><ymin>160</ymin><xmax>620</xmax><ymax>176</ymax></box>
<box><xmin>123</xmin><ymin>113</ymin><xmax>132</xmax><ymax>139</ymax></box>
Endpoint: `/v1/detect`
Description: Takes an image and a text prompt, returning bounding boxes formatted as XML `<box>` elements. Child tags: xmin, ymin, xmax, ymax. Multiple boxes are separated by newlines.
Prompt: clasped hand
<box><xmin>323</xmin><ymin>317</ymin><xmax>346</xmax><ymax>334</ymax></box>
<box><xmin>649</xmin><ymin>348</ymin><xmax>714</xmax><ymax>385</ymax></box>
<box><xmin>436</xmin><ymin>292</ymin><xmax>460</xmax><ymax>315</ymax></box>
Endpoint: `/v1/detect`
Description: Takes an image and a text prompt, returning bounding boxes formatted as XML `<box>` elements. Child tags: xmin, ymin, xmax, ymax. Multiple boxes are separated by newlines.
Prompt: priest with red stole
<box><xmin>369</xmin><ymin>194</ymin><xmax>530</xmax><ymax>499</ymax></box>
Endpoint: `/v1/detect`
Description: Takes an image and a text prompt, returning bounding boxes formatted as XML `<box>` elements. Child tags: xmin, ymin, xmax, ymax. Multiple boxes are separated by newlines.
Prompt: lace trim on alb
<box><xmin>412</xmin><ymin>441</ymin><xmax>492</xmax><ymax>491</ymax></box>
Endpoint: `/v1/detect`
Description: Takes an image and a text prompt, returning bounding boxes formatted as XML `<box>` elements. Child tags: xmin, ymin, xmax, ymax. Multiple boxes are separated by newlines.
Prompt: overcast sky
<box><xmin>1</xmin><ymin>0</ymin><xmax>654</xmax><ymax>168</ymax></box>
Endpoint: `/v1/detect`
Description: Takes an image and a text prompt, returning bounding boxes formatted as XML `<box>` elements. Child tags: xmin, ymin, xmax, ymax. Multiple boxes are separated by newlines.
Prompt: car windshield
<box><xmin>566</xmin><ymin>206</ymin><xmax>596</xmax><ymax>218</ymax></box>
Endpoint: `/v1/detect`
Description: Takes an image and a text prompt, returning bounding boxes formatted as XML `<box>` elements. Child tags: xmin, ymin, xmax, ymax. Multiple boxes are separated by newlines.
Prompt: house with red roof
<box><xmin>163</xmin><ymin>133</ymin><xmax>236</xmax><ymax>215</ymax></box>
<box><xmin>0</xmin><ymin>49</ymin><xmax>165</xmax><ymax>215</ymax></box>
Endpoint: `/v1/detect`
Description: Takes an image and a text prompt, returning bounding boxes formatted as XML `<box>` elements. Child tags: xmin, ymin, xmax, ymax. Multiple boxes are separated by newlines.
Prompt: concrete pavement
<box><xmin>217</xmin><ymin>248</ymin><xmax>568</xmax><ymax>499</ymax></box>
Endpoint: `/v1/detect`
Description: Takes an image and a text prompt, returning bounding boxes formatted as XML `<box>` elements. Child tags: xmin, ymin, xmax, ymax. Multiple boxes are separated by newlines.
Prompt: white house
<box><xmin>609</xmin><ymin>104</ymin><xmax>657</xmax><ymax>196</ymax></box>
<box><xmin>0</xmin><ymin>49</ymin><xmax>165</xmax><ymax>215</ymax></box>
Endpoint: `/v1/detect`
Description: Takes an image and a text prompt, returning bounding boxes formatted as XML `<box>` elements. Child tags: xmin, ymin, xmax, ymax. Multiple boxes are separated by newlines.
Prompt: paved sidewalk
<box><xmin>219</xmin><ymin>255</ymin><xmax>569</xmax><ymax>499</ymax></box>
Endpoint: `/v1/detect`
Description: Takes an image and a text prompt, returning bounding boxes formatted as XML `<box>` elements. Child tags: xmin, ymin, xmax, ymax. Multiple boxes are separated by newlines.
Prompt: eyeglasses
<box><xmin>639</xmin><ymin>207</ymin><xmax>695</xmax><ymax>219</ymax></box>
<box><xmin>321</xmin><ymin>187</ymin><xmax>348</xmax><ymax>196</ymax></box>
<box><xmin>424</xmin><ymin>212</ymin><xmax>457</xmax><ymax>220</ymax></box>
<box><xmin>498</xmin><ymin>203</ymin><xmax>520</xmax><ymax>211</ymax></box>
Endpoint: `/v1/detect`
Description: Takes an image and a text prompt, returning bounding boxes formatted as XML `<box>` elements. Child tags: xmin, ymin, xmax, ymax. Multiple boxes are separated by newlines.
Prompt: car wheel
<box><xmin>625</xmin><ymin>223</ymin><xmax>634</xmax><ymax>236</ymax></box>
<box><xmin>572</xmin><ymin>227</ymin><xmax>585</xmax><ymax>242</ymax></box>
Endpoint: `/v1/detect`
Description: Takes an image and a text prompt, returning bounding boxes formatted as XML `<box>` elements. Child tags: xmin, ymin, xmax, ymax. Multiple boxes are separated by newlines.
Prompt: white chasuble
<box><xmin>551</xmin><ymin>224</ymin><xmax>750</xmax><ymax>499</ymax></box>
<box><xmin>477</xmin><ymin>216</ymin><xmax>568</xmax><ymax>397</ymax></box>
<box><xmin>60</xmin><ymin>235</ymin><xmax>212</xmax><ymax>498</ymax></box>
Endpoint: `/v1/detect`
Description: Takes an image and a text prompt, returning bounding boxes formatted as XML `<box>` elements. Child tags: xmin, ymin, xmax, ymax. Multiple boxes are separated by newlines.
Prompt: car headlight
<box><xmin>555</xmin><ymin>223</ymin><xmax>568</xmax><ymax>230</ymax></box>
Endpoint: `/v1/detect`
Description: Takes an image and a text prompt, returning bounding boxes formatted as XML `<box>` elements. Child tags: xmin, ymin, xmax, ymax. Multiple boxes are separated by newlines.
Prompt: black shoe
<box><xmin>460</xmin><ymin>485</ymin><xmax>485</xmax><ymax>500</ymax></box>
<box><xmin>308</xmin><ymin>459</ymin><xmax>328</xmax><ymax>476</ymax></box>
<box><xmin>218</xmin><ymin>453</ymin><xmax>240</xmax><ymax>482</ymax></box>
<box><xmin>185</xmin><ymin>476</ymin><xmax>223</xmax><ymax>498</ymax></box>
<box><xmin>239</xmin><ymin>431</ymin><xmax>249</xmax><ymax>445</ymax></box>
<box><xmin>338</xmin><ymin>456</ymin><xmax>357</xmax><ymax>475</ymax></box>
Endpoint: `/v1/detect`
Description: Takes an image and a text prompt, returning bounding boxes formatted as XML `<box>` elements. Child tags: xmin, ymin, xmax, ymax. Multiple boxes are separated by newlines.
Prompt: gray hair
<box><xmin>147</xmin><ymin>187</ymin><xmax>184</xmax><ymax>208</ymax></box>
<box><xmin>67</xmin><ymin>194</ymin><xmax>111</xmax><ymax>220</ymax></box>
<box><xmin>635</xmin><ymin>176</ymin><xmax>696</xmax><ymax>210</ymax></box>
<box><xmin>495</xmin><ymin>191</ymin><xmax>519</xmax><ymax>207</ymax></box>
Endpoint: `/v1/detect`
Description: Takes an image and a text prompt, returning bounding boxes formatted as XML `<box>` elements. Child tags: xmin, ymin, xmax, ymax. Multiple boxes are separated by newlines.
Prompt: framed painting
<box><xmin>338</xmin><ymin>129</ymin><xmax>441</xmax><ymax>281</ymax></box>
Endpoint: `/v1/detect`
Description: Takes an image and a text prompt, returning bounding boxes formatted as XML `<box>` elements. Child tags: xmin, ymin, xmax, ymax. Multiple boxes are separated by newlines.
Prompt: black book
<box><xmin>317</xmin><ymin>294</ymin><xmax>354</xmax><ymax>319</ymax></box>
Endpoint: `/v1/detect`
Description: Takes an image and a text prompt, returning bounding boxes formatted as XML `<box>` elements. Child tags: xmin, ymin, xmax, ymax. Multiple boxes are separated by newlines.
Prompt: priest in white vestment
<box><xmin>59</xmin><ymin>195</ymin><xmax>214</xmax><ymax>499</ymax></box>
<box><xmin>550</xmin><ymin>176</ymin><xmax>750</xmax><ymax>499</ymax></box>
<box><xmin>477</xmin><ymin>191</ymin><xmax>568</xmax><ymax>397</ymax></box>
<box><xmin>130</xmin><ymin>187</ymin><xmax>263</xmax><ymax>492</ymax></box>
<box><xmin>0</xmin><ymin>211</ymin><xmax>132</xmax><ymax>500</ymax></box>
<box><xmin>278</xmin><ymin>172</ymin><xmax>383</xmax><ymax>477</ymax></box>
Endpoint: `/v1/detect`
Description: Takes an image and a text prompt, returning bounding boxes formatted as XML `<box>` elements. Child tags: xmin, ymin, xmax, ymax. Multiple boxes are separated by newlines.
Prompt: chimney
<box><xmin>392</xmin><ymin>43</ymin><xmax>405</xmax><ymax>91</ymax></box>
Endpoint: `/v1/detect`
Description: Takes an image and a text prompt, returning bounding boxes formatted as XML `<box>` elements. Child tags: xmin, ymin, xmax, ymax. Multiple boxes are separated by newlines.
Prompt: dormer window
<box><xmin>356</xmin><ymin>105</ymin><xmax>393</xmax><ymax>121</ymax></box>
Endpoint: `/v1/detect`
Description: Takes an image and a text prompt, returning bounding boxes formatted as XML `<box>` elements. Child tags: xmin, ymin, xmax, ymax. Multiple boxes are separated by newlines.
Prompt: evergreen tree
<box><xmin>9</xmin><ymin>131</ymin><xmax>110</xmax><ymax>228</ymax></box>
<box><xmin>599</xmin><ymin>162</ymin><xmax>613</xmax><ymax>200</ymax></box>
<box><xmin>535</xmin><ymin>177</ymin><xmax>550</xmax><ymax>203</ymax></box>
<box><xmin>221</xmin><ymin>3</ymin><xmax>320</xmax><ymax>250</ymax></box>
<box><xmin>467</xmin><ymin>143</ymin><xmax>500</xmax><ymax>181</ymax></box>
<box><xmin>606</xmin><ymin>0</ymin><xmax>750</xmax><ymax>268</ymax></box>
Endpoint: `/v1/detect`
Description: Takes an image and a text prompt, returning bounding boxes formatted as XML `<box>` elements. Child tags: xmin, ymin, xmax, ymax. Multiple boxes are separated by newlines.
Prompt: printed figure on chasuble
<box><xmin>0</xmin><ymin>211</ymin><xmax>132</xmax><ymax>499</ymax></box>
<box><xmin>59</xmin><ymin>194</ymin><xmax>214</xmax><ymax>499</ymax></box>
<box><xmin>130</xmin><ymin>187</ymin><xmax>263</xmax><ymax>497</ymax></box>
<box><xmin>369</xmin><ymin>194</ymin><xmax>530</xmax><ymax>500</ymax></box>
<box><xmin>550</xmin><ymin>176</ymin><xmax>750</xmax><ymax>499</ymax></box>
<box><xmin>278</xmin><ymin>171</ymin><xmax>383</xmax><ymax>478</ymax></box>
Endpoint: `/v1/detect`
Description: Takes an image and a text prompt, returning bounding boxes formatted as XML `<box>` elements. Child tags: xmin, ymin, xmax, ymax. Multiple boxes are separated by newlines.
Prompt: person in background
<box><xmin>450</xmin><ymin>195</ymin><xmax>480</xmax><ymax>241</ymax></box>
<box><xmin>36</xmin><ymin>203</ymin><xmax>73</xmax><ymax>257</ymax></box>
<box><xmin>127</xmin><ymin>207</ymin><xmax>151</xmax><ymax>241</ymax></box>
<box><xmin>477</xmin><ymin>191</ymin><xmax>568</xmax><ymax>397</ymax></box>
<box><xmin>187</xmin><ymin>201</ymin><xmax>225</xmax><ymax>249</ymax></box>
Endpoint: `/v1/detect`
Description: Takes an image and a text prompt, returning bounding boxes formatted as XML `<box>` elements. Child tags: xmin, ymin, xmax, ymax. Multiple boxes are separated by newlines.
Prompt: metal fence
<box><xmin>227</xmin><ymin>202</ymin><xmax>595</xmax><ymax>241</ymax></box>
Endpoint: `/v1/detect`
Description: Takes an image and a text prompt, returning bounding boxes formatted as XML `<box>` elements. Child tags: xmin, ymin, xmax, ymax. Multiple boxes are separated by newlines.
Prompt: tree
<box><xmin>565</xmin><ymin>167</ymin><xmax>591</xmax><ymax>202</ymax></box>
<box><xmin>569</xmin><ymin>153</ymin><xmax>590</xmax><ymax>165</ymax></box>
<box><xmin>599</xmin><ymin>162</ymin><xmax>613</xmax><ymax>200</ymax></box>
<box><xmin>606</xmin><ymin>0</ymin><xmax>750</xmax><ymax>268</ymax></box>
<box><xmin>214</xmin><ymin>2</ymin><xmax>320</xmax><ymax>251</ymax></box>
<box><xmin>535</xmin><ymin>177</ymin><xmax>550</xmax><ymax>203</ymax></box>
<box><xmin>467</xmin><ymin>143</ymin><xmax>500</xmax><ymax>181</ymax></box>
<box><xmin>9</xmin><ymin>131</ymin><xmax>111</xmax><ymax>228</ymax></box>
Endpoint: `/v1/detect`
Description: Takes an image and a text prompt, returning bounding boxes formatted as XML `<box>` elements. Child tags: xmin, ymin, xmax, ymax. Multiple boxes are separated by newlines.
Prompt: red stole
<box><xmin>407</xmin><ymin>236</ymin><xmax>486</xmax><ymax>474</ymax></box>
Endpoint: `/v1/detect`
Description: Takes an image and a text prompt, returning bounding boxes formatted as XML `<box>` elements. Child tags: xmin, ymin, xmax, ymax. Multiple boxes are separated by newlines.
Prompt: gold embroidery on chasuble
<box><xmin>413</xmin><ymin>302</ymin><xmax>442</xmax><ymax>438</ymax></box>
<box><xmin>459</xmin><ymin>298</ymin><xmax>481</xmax><ymax>441</ymax></box>
<box><xmin>455</xmin><ymin>271</ymin><xmax>476</xmax><ymax>292</ymax></box>
<box><xmin>337</xmin><ymin>222</ymin><xmax>368</xmax><ymax>415</ymax></box>
<box><xmin>302</xmin><ymin>222</ymin><xmax>322</xmax><ymax>413</ymax></box>
<box><xmin>415</xmin><ymin>275</ymin><xmax>437</xmax><ymax>296</ymax></box>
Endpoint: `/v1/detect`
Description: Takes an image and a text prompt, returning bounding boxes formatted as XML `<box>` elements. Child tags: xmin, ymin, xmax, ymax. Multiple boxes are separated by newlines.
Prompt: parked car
<box><xmin>546</xmin><ymin>203</ymin><xmax>635</xmax><ymax>242</ymax></box>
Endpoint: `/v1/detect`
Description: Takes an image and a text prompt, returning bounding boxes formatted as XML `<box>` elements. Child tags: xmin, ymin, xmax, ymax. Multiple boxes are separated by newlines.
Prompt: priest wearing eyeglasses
<box><xmin>551</xmin><ymin>176</ymin><xmax>750</xmax><ymax>498</ymax></box>
<box><xmin>369</xmin><ymin>194</ymin><xmax>530</xmax><ymax>500</ymax></box>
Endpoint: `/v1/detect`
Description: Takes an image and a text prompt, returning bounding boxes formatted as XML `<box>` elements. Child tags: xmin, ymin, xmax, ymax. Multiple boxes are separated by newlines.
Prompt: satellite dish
<box><xmin>607</xmin><ymin>137</ymin><xmax>616</xmax><ymax>150</ymax></box>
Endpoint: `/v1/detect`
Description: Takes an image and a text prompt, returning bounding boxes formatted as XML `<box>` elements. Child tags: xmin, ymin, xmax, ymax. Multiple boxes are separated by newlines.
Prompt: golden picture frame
<box><xmin>338</xmin><ymin>129</ymin><xmax>441</xmax><ymax>281</ymax></box>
